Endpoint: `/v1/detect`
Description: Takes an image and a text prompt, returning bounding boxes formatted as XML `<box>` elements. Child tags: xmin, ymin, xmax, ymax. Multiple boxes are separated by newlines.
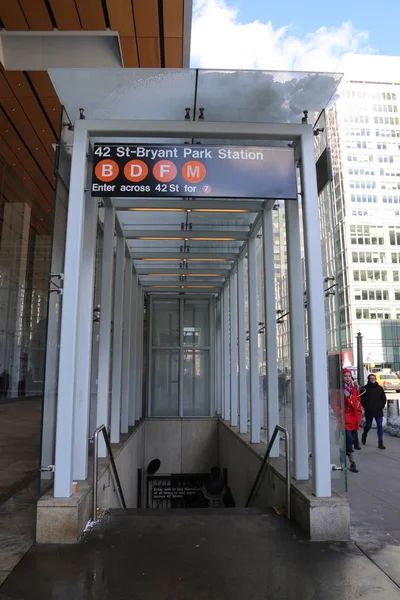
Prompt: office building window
<box><xmin>348</xmin><ymin>168</ymin><xmax>375</xmax><ymax>176</ymax></box>
<box><xmin>350</xmin><ymin>194</ymin><xmax>377</xmax><ymax>203</ymax></box>
<box><xmin>373</xmin><ymin>104</ymin><xmax>398</xmax><ymax>113</ymax></box>
<box><xmin>392</xmin><ymin>253</ymin><xmax>400</xmax><ymax>263</ymax></box>
<box><xmin>350</xmin><ymin>225</ymin><xmax>384</xmax><ymax>245</ymax></box>
<box><xmin>352</xmin><ymin>252</ymin><xmax>386</xmax><ymax>263</ymax></box>
<box><xmin>375</xmin><ymin>129</ymin><xmax>400</xmax><ymax>138</ymax></box>
<box><xmin>354</xmin><ymin>289</ymin><xmax>389</xmax><ymax>301</ymax></box>
<box><xmin>389</xmin><ymin>227</ymin><xmax>400</xmax><ymax>245</ymax></box>
<box><xmin>374</xmin><ymin>116</ymin><xmax>400</xmax><ymax>125</ymax></box>
<box><xmin>349</xmin><ymin>180</ymin><xmax>376</xmax><ymax>189</ymax></box>
<box><xmin>372</xmin><ymin>92</ymin><xmax>397</xmax><ymax>101</ymax></box>
<box><xmin>395</xmin><ymin>290</ymin><xmax>400</xmax><ymax>301</ymax></box>
<box><xmin>353</xmin><ymin>270</ymin><xmax>388</xmax><ymax>282</ymax></box>
<box><xmin>394</xmin><ymin>271</ymin><xmax>399</xmax><ymax>282</ymax></box>
<box><xmin>356</xmin><ymin>308</ymin><xmax>391</xmax><ymax>320</ymax></box>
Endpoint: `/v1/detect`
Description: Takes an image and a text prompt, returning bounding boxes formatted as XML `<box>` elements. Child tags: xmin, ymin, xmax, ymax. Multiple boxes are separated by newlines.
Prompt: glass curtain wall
<box><xmin>0</xmin><ymin>152</ymin><xmax>53</xmax><ymax>499</ymax></box>
<box><xmin>150</xmin><ymin>297</ymin><xmax>212</xmax><ymax>417</ymax></box>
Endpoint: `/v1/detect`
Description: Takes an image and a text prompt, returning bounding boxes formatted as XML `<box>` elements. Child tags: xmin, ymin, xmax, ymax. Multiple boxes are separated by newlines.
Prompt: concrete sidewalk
<box><xmin>347</xmin><ymin>429</ymin><xmax>400</xmax><ymax>588</ymax></box>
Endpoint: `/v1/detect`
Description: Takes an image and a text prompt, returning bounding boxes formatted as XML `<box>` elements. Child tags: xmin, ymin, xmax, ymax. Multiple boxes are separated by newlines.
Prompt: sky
<box><xmin>191</xmin><ymin>0</ymin><xmax>400</xmax><ymax>71</ymax></box>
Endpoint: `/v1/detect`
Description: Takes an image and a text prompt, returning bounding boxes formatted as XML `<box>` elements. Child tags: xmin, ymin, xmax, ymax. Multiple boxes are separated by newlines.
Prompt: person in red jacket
<box><xmin>343</xmin><ymin>369</ymin><xmax>363</xmax><ymax>473</ymax></box>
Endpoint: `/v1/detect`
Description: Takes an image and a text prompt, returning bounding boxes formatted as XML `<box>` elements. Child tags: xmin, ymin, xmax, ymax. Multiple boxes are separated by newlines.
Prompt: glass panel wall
<box><xmin>151</xmin><ymin>350</ymin><xmax>180</xmax><ymax>417</ymax></box>
<box><xmin>39</xmin><ymin>108</ymin><xmax>71</xmax><ymax>493</ymax></box>
<box><xmin>150</xmin><ymin>297</ymin><xmax>211</xmax><ymax>417</ymax></box>
<box><xmin>0</xmin><ymin>153</ymin><xmax>52</xmax><ymax>500</ymax></box>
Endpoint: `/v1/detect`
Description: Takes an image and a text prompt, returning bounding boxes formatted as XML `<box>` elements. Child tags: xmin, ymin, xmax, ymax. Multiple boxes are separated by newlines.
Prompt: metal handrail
<box><xmin>245</xmin><ymin>425</ymin><xmax>291</xmax><ymax>519</ymax></box>
<box><xmin>92</xmin><ymin>425</ymin><xmax>127</xmax><ymax>521</ymax></box>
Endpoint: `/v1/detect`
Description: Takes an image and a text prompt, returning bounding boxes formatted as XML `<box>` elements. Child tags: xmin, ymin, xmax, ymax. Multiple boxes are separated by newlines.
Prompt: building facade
<box><xmin>325</xmin><ymin>55</ymin><xmax>400</xmax><ymax>372</ymax></box>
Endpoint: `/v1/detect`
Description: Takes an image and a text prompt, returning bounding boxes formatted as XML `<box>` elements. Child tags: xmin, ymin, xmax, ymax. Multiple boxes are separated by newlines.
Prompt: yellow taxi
<box><xmin>375</xmin><ymin>372</ymin><xmax>400</xmax><ymax>392</ymax></box>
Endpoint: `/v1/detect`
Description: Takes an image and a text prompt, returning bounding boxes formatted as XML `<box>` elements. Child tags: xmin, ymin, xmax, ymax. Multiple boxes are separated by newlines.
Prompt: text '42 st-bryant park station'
<box><xmin>91</xmin><ymin>144</ymin><xmax>298</xmax><ymax>200</ymax></box>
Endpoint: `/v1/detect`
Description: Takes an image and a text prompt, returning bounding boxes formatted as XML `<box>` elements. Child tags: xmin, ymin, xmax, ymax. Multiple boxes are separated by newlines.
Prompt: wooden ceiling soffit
<box><xmin>48</xmin><ymin>0</ymin><xmax>82</xmax><ymax>30</ymax></box>
<box><xmin>106</xmin><ymin>0</ymin><xmax>136</xmax><ymax>37</ymax></box>
<box><xmin>119</xmin><ymin>38</ymin><xmax>139</xmax><ymax>68</ymax></box>
<box><xmin>133</xmin><ymin>0</ymin><xmax>159</xmax><ymax>37</ymax></box>
<box><xmin>75</xmin><ymin>0</ymin><xmax>107</xmax><ymax>30</ymax></box>
<box><xmin>0</xmin><ymin>0</ymin><xmax>29</xmax><ymax>30</ymax></box>
<box><xmin>164</xmin><ymin>38</ymin><xmax>183</xmax><ymax>68</ymax></box>
<box><xmin>17</xmin><ymin>0</ymin><xmax>53</xmax><ymax>30</ymax></box>
<box><xmin>0</xmin><ymin>72</ymin><xmax>56</xmax><ymax>184</ymax></box>
<box><xmin>0</xmin><ymin>137</ymin><xmax>53</xmax><ymax>213</ymax></box>
<box><xmin>0</xmin><ymin>115</ymin><xmax>55</xmax><ymax>206</ymax></box>
<box><xmin>0</xmin><ymin>109</ymin><xmax>56</xmax><ymax>186</ymax></box>
<box><xmin>137</xmin><ymin>37</ymin><xmax>161</xmax><ymax>68</ymax></box>
<box><xmin>27</xmin><ymin>72</ymin><xmax>62</xmax><ymax>133</ymax></box>
<box><xmin>163</xmin><ymin>0</ymin><xmax>184</xmax><ymax>38</ymax></box>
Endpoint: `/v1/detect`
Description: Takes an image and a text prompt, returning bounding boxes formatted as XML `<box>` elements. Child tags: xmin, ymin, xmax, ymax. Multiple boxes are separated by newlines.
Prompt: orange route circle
<box><xmin>182</xmin><ymin>161</ymin><xmax>207</xmax><ymax>183</ymax></box>
<box><xmin>95</xmin><ymin>159</ymin><xmax>119</xmax><ymax>182</ymax></box>
<box><xmin>124</xmin><ymin>160</ymin><xmax>148</xmax><ymax>182</ymax></box>
<box><xmin>153</xmin><ymin>160</ymin><xmax>177</xmax><ymax>183</ymax></box>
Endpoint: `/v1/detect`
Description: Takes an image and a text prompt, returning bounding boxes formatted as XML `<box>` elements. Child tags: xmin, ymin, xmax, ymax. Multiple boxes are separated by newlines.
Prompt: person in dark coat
<box><xmin>361</xmin><ymin>374</ymin><xmax>387</xmax><ymax>449</ymax></box>
<box><xmin>197</xmin><ymin>467</ymin><xmax>235</xmax><ymax>508</ymax></box>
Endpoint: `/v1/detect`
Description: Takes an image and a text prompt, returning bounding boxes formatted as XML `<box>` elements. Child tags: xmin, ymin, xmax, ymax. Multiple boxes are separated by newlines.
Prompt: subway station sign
<box><xmin>91</xmin><ymin>143</ymin><xmax>297</xmax><ymax>199</ymax></box>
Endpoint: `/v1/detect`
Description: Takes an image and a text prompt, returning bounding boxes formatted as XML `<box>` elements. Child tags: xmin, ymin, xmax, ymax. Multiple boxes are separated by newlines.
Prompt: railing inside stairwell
<box><xmin>245</xmin><ymin>425</ymin><xmax>291</xmax><ymax>520</ymax></box>
<box><xmin>91</xmin><ymin>425</ymin><xmax>127</xmax><ymax>522</ymax></box>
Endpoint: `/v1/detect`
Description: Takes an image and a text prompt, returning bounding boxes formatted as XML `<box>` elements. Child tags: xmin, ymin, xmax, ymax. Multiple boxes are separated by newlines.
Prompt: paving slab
<box><xmin>1</xmin><ymin>509</ymin><xmax>399</xmax><ymax>600</ymax></box>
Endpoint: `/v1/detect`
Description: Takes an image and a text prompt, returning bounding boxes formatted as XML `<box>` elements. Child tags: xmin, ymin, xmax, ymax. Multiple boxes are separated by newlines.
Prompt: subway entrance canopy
<box><xmin>44</xmin><ymin>64</ymin><xmax>343</xmax><ymax>509</ymax></box>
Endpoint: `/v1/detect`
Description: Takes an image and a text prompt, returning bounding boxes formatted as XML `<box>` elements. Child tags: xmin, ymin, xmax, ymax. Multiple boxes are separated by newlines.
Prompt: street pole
<box><xmin>356</xmin><ymin>331</ymin><xmax>364</xmax><ymax>387</ymax></box>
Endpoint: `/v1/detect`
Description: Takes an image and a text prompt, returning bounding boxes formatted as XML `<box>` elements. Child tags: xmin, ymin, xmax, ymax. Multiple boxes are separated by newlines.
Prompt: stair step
<box><xmin>108</xmin><ymin>507</ymin><xmax>268</xmax><ymax>517</ymax></box>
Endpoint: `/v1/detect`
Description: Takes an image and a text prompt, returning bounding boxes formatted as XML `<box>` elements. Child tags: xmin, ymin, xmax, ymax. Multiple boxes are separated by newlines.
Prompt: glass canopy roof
<box><xmin>52</xmin><ymin>67</ymin><xmax>342</xmax><ymax>293</ymax></box>
<box><xmin>49</xmin><ymin>68</ymin><xmax>342</xmax><ymax>124</ymax></box>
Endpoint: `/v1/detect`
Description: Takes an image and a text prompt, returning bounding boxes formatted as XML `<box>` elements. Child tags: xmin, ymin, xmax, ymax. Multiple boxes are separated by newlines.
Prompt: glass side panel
<box><xmin>256</xmin><ymin>235</ymin><xmax>266</xmax><ymax>439</ymax></box>
<box><xmin>315</xmin><ymin>110</ymin><xmax>347</xmax><ymax>493</ymax></box>
<box><xmin>151</xmin><ymin>350</ymin><xmax>180</xmax><ymax>417</ymax></box>
<box><xmin>244</xmin><ymin>255</ymin><xmax>250</xmax><ymax>424</ymax></box>
<box><xmin>39</xmin><ymin>107</ymin><xmax>70</xmax><ymax>494</ymax></box>
<box><xmin>183</xmin><ymin>350</ymin><xmax>210</xmax><ymax>416</ymax></box>
<box><xmin>152</xmin><ymin>299</ymin><xmax>179</xmax><ymax>347</ymax></box>
<box><xmin>183</xmin><ymin>299</ymin><xmax>210</xmax><ymax>347</ymax></box>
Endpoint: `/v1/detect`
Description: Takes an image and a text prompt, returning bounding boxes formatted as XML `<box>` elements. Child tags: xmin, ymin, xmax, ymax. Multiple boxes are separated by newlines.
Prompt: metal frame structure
<box><xmin>53</xmin><ymin>118</ymin><xmax>332</xmax><ymax>501</ymax></box>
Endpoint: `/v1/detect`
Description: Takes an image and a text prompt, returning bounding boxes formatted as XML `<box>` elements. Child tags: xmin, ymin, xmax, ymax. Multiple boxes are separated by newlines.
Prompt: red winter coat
<box><xmin>344</xmin><ymin>385</ymin><xmax>362</xmax><ymax>431</ymax></box>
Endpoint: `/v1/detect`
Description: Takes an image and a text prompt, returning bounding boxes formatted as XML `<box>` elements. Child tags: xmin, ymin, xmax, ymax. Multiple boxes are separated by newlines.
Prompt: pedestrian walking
<box><xmin>343</xmin><ymin>369</ymin><xmax>362</xmax><ymax>473</ymax></box>
<box><xmin>361</xmin><ymin>374</ymin><xmax>387</xmax><ymax>449</ymax></box>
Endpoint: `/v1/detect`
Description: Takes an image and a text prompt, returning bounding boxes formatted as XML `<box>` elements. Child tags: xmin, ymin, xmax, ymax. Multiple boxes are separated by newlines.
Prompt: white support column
<box><xmin>72</xmin><ymin>193</ymin><xmax>97</xmax><ymax>480</ymax></box>
<box><xmin>215</xmin><ymin>297</ymin><xmax>222</xmax><ymax>416</ymax></box>
<box><xmin>300</xmin><ymin>127</ymin><xmax>331</xmax><ymax>497</ymax></box>
<box><xmin>54</xmin><ymin>127</ymin><xmax>88</xmax><ymax>498</ymax></box>
<box><xmin>237</xmin><ymin>256</ymin><xmax>247</xmax><ymax>434</ymax></box>
<box><xmin>220</xmin><ymin>293</ymin><xmax>225</xmax><ymax>419</ymax></box>
<box><xmin>222</xmin><ymin>285</ymin><xmax>230</xmax><ymax>421</ymax></box>
<box><xmin>209</xmin><ymin>297</ymin><xmax>216</xmax><ymax>416</ymax></box>
<box><xmin>135</xmin><ymin>286</ymin><xmax>144</xmax><ymax>420</ymax></box>
<box><xmin>129</xmin><ymin>274</ymin><xmax>138</xmax><ymax>425</ymax></box>
<box><xmin>286</xmin><ymin>199</ymin><xmax>309</xmax><ymax>479</ymax></box>
<box><xmin>110</xmin><ymin>232</ymin><xmax>125</xmax><ymax>444</ymax></box>
<box><xmin>121</xmin><ymin>258</ymin><xmax>132</xmax><ymax>433</ymax></box>
<box><xmin>96</xmin><ymin>205</ymin><xmax>115</xmax><ymax>457</ymax></box>
<box><xmin>248</xmin><ymin>236</ymin><xmax>260</xmax><ymax>444</ymax></box>
<box><xmin>229</xmin><ymin>270</ymin><xmax>238</xmax><ymax>427</ymax></box>
<box><xmin>262</xmin><ymin>208</ymin><xmax>279</xmax><ymax>457</ymax></box>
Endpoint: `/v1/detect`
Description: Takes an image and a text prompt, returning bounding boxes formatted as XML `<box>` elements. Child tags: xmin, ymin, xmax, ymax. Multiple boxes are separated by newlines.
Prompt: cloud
<box><xmin>191</xmin><ymin>0</ymin><xmax>375</xmax><ymax>72</ymax></box>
